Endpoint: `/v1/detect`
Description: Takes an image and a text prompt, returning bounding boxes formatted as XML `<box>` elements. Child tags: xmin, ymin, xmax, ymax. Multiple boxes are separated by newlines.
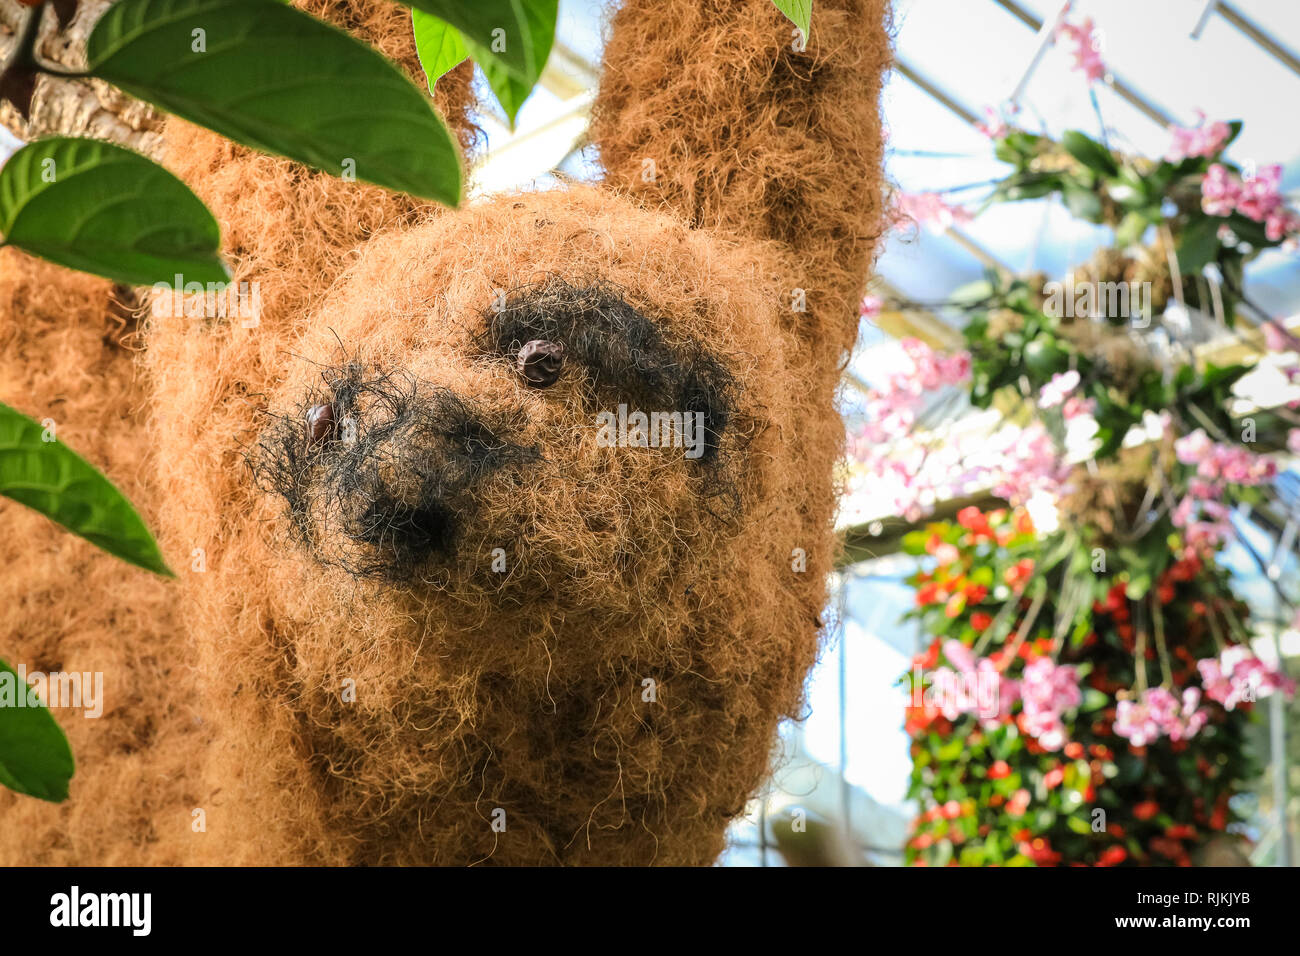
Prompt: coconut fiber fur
<box><xmin>0</xmin><ymin>0</ymin><xmax>890</xmax><ymax>865</ymax></box>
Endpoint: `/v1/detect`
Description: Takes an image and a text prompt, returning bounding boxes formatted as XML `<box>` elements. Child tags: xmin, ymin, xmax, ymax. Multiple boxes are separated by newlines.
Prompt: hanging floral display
<box><xmin>862</xmin><ymin>104</ymin><xmax>1300</xmax><ymax>864</ymax></box>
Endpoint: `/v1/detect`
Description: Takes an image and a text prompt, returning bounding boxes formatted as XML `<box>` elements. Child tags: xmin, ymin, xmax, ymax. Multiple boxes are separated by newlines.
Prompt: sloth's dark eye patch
<box><xmin>249</xmin><ymin>361</ymin><xmax>540</xmax><ymax>581</ymax></box>
<box><xmin>480</xmin><ymin>278</ymin><xmax>737</xmax><ymax>465</ymax></box>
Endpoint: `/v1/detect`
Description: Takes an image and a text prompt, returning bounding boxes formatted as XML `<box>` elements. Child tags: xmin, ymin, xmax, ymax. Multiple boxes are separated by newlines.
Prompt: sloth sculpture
<box><xmin>0</xmin><ymin>0</ymin><xmax>889</xmax><ymax>865</ymax></box>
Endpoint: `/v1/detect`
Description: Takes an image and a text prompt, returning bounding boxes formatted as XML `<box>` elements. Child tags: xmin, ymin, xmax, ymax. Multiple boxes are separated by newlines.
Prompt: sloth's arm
<box><xmin>591</xmin><ymin>0</ymin><xmax>892</xmax><ymax>358</ymax></box>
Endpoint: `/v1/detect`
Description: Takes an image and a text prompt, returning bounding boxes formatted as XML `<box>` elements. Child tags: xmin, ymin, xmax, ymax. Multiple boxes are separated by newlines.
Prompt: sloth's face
<box><xmin>250</xmin><ymin>190</ymin><xmax>780</xmax><ymax>620</ymax></box>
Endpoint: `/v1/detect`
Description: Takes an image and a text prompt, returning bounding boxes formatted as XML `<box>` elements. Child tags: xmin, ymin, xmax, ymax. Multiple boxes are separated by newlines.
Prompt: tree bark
<box><xmin>0</xmin><ymin>0</ymin><xmax>163</xmax><ymax>155</ymax></box>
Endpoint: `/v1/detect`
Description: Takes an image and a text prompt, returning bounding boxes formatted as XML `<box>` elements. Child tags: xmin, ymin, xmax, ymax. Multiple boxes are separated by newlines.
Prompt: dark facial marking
<box><xmin>251</xmin><ymin>361</ymin><xmax>540</xmax><ymax>580</ymax></box>
<box><xmin>480</xmin><ymin>279</ymin><xmax>737</xmax><ymax>465</ymax></box>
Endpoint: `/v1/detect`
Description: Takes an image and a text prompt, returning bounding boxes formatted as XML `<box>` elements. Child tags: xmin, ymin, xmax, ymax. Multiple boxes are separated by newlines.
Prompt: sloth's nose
<box><xmin>303</xmin><ymin>387</ymin><xmax>541</xmax><ymax>574</ymax></box>
<box><xmin>250</xmin><ymin>364</ymin><xmax>543</xmax><ymax>581</ymax></box>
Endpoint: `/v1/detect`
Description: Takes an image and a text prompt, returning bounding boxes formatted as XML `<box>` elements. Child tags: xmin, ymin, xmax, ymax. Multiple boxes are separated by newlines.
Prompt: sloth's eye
<box><xmin>305</xmin><ymin>404</ymin><xmax>336</xmax><ymax>446</ymax></box>
<box><xmin>516</xmin><ymin>339</ymin><xmax>564</xmax><ymax>388</ymax></box>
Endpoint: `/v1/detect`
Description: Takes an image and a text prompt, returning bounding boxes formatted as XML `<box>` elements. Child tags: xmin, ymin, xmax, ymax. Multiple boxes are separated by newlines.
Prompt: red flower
<box><xmin>1097</xmin><ymin>845</ymin><xmax>1127</xmax><ymax>867</ymax></box>
<box><xmin>964</xmin><ymin>583</ymin><xmax>989</xmax><ymax>603</ymax></box>
<box><xmin>957</xmin><ymin>506</ymin><xmax>989</xmax><ymax>535</ymax></box>
<box><xmin>1105</xmin><ymin>583</ymin><xmax>1126</xmax><ymax>610</ymax></box>
<box><xmin>970</xmin><ymin>611</ymin><xmax>993</xmax><ymax>632</ymax></box>
<box><xmin>1165</xmin><ymin>824</ymin><xmax>1197</xmax><ymax>840</ymax></box>
<box><xmin>1134</xmin><ymin>801</ymin><xmax>1160</xmax><ymax>821</ymax></box>
<box><xmin>1044</xmin><ymin>766</ymin><xmax>1065</xmax><ymax>789</ymax></box>
<box><xmin>988</xmin><ymin>760</ymin><xmax>1011</xmax><ymax>780</ymax></box>
<box><xmin>1019</xmin><ymin>837</ymin><xmax>1061</xmax><ymax>866</ymax></box>
<box><xmin>1149</xmin><ymin>837</ymin><xmax>1188</xmax><ymax>863</ymax></box>
<box><xmin>1064</xmin><ymin>742</ymin><xmax>1084</xmax><ymax>760</ymax></box>
<box><xmin>1004</xmin><ymin>558</ymin><xmax>1035</xmax><ymax>588</ymax></box>
<box><xmin>1007</xmin><ymin>789</ymin><xmax>1031</xmax><ymax>817</ymax></box>
<box><xmin>915</xmin><ymin>582</ymin><xmax>940</xmax><ymax>606</ymax></box>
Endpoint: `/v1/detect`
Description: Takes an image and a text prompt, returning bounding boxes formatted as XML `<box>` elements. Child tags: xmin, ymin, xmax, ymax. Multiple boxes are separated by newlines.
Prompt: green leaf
<box><xmin>1175</xmin><ymin>215</ymin><xmax>1221</xmax><ymax>274</ymax></box>
<box><xmin>949</xmin><ymin>278</ymin><xmax>995</xmax><ymax>307</ymax></box>
<box><xmin>770</xmin><ymin>0</ymin><xmax>812</xmax><ymax>37</ymax></box>
<box><xmin>0</xmin><ymin>401</ymin><xmax>173</xmax><ymax>577</ymax></box>
<box><xmin>411</xmin><ymin>9</ymin><xmax>467</xmax><ymax>92</ymax></box>
<box><xmin>1062</xmin><ymin>130</ymin><xmax>1119</xmax><ymax>177</ymax></box>
<box><xmin>1114</xmin><ymin>210</ymin><xmax>1148</xmax><ymax>248</ymax></box>
<box><xmin>1081</xmin><ymin>688</ymin><xmax>1108</xmax><ymax>716</ymax></box>
<box><xmin>0</xmin><ymin>658</ymin><xmax>74</xmax><ymax>802</ymax></box>
<box><xmin>397</xmin><ymin>0</ymin><xmax>556</xmax><ymax>88</ymax></box>
<box><xmin>465</xmin><ymin>40</ymin><xmax>536</xmax><ymax>130</ymax></box>
<box><xmin>87</xmin><ymin>0</ymin><xmax>461</xmax><ymax>205</ymax></box>
<box><xmin>1061</xmin><ymin>181</ymin><xmax>1103</xmax><ymax>222</ymax></box>
<box><xmin>1222</xmin><ymin>120</ymin><xmax>1243</xmax><ymax>151</ymax></box>
<box><xmin>1000</xmin><ymin>171</ymin><xmax>1063</xmax><ymax>202</ymax></box>
<box><xmin>411</xmin><ymin>2</ymin><xmax>554</xmax><ymax>129</ymax></box>
<box><xmin>467</xmin><ymin>1</ymin><xmax>556</xmax><ymax>129</ymax></box>
<box><xmin>0</xmin><ymin>137</ymin><xmax>226</xmax><ymax>285</ymax></box>
<box><xmin>1201</xmin><ymin>361</ymin><xmax>1251</xmax><ymax>391</ymax></box>
<box><xmin>994</xmin><ymin>131</ymin><xmax>1046</xmax><ymax>166</ymax></box>
<box><xmin>1066</xmin><ymin>813</ymin><xmax>1093</xmax><ymax>835</ymax></box>
<box><xmin>901</xmin><ymin>529</ymin><xmax>930</xmax><ymax>555</ymax></box>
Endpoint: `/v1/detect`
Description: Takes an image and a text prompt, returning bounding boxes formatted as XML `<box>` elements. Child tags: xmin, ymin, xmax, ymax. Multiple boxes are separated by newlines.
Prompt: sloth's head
<box><xmin>194</xmin><ymin>190</ymin><xmax>814</xmax><ymax>864</ymax></box>
<box><xmin>248</xmin><ymin>190</ymin><xmax>778</xmax><ymax>629</ymax></box>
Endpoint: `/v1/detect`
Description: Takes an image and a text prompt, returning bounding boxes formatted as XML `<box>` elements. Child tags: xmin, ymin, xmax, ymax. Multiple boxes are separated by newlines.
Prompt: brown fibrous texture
<box><xmin>592</xmin><ymin>0</ymin><xmax>892</xmax><ymax>363</ymax></box>
<box><xmin>141</xmin><ymin>187</ymin><xmax>842</xmax><ymax>864</ymax></box>
<box><xmin>0</xmin><ymin>251</ymin><xmax>202</xmax><ymax>864</ymax></box>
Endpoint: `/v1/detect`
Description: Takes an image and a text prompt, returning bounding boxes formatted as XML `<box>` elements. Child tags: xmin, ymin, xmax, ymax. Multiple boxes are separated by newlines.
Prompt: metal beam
<box><xmin>894</xmin><ymin>58</ymin><xmax>980</xmax><ymax>127</ymax></box>
<box><xmin>990</xmin><ymin>0</ymin><xmax>1173</xmax><ymax>128</ymax></box>
<box><xmin>1193</xmin><ymin>1</ymin><xmax>1300</xmax><ymax>80</ymax></box>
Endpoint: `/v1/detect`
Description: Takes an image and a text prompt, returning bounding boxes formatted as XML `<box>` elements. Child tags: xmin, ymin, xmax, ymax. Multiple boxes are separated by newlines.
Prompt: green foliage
<box><xmin>959</xmin><ymin>270</ymin><xmax>1283</xmax><ymax>466</ymax></box>
<box><xmin>0</xmin><ymin>137</ymin><xmax>226</xmax><ymax>285</ymax></box>
<box><xmin>412</xmin><ymin>1</ymin><xmax>558</xmax><ymax>130</ymax></box>
<box><xmin>401</xmin><ymin>0</ymin><xmax>554</xmax><ymax>86</ymax></box>
<box><xmin>411</xmin><ymin>10</ymin><xmax>468</xmax><ymax>91</ymax></box>
<box><xmin>0</xmin><ymin>402</ymin><xmax>172</xmax><ymax>578</ymax></box>
<box><xmin>1061</xmin><ymin>130</ymin><xmax>1119</xmax><ymax>178</ymax></box>
<box><xmin>981</xmin><ymin>121</ymin><xmax>1268</xmax><ymax>326</ymax></box>
<box><xmin>903</xmin><ymin>509</ymin><xmax>1259</xmax><ymax>867</ymax></box>
<box><xmin>88</xmin><ymin>0</ymin><xmax>462</xmax><ymax>204</ymax></box>
<box><xmin>0</xmin><ymin>658</ymin><xmax>74</xmax><ymax>802</ymax></box>
<box><xmin>770</xmin><ymin>0</ymin><xmax>812</xmax><ymax>37</ymax></box>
